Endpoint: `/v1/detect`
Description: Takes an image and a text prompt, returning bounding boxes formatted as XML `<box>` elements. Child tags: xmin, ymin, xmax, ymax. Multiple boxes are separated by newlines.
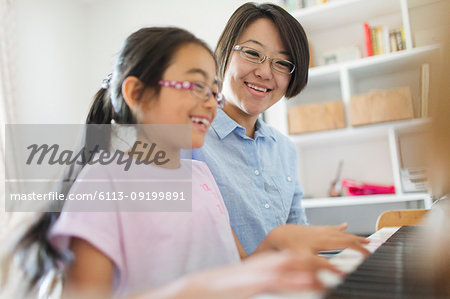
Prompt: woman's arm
<box><xmin>232</xmin><ymin>223</ymin><xmax>370</xmax><ymax>259</ymax></box>
<box><xmin>252</xmin><ymin>223</ymin><xmax>370</xmax><ymax>256</ymax></box>
<box><xmin>232</xmin><ymin>222</ymin><xmax>370</xmax><ymax>261</ymax></box>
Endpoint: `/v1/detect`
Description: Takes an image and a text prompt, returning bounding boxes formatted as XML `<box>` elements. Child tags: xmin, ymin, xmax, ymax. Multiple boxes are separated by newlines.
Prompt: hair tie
<box><xmin>101</xmin><ymin>73</ymin><xmax>113</xmax><ymax>89</ymax></box>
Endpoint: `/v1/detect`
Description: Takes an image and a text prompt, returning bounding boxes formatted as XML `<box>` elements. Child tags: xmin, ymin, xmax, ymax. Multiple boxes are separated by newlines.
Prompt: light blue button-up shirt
<box><xmin>195</xmin><ymin>109</ymin><xmax>308</xmax><ymax>254</ymax></box>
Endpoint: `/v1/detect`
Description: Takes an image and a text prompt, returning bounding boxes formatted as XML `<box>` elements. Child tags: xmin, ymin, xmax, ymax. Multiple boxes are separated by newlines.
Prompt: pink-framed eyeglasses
<box><xmin>158</xmin><ymin>80</ymin><xmax>225</xmax><ymax>108</ymax></box>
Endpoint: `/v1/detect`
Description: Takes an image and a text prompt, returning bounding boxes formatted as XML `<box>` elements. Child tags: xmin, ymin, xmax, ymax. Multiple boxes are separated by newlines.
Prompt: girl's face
<box><xmin>222</xmin><ymin>18</ymin><xmax>291</xmax><ymax>118</ymax></box>
<box><xmin>139</xmin><ymin>43</ymin><xmax>218</xmax><ymax>149</ymax></box>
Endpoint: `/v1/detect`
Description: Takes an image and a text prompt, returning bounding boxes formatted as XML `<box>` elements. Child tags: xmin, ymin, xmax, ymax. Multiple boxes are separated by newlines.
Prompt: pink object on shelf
<box><xmin>342</xmin><ymin>179</ymin><xmax>395</xmax><ymax>196</ymax></box>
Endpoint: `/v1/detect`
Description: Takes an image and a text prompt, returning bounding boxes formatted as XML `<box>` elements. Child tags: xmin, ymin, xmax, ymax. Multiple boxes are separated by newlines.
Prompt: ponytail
<box><xmin>86</xmin><ymin>87</ymin><xmax>113</xmax><ymax>125</ymax></box>
<box><xmin>85</xmin><ymin>88</ymin><xmax>114</xmax><ymax>158</ymax></box>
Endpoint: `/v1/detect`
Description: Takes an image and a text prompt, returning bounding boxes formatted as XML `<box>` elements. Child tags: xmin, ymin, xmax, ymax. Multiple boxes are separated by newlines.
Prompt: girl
<box><xmin>195</xmin><ymin>3</ymin><xmax>370</xmax><ymax>256</ymax></box>
<box><xmin>6</xmin><ymin>27</ymin><xmax>339</xmax><ymax>299</ymax></box>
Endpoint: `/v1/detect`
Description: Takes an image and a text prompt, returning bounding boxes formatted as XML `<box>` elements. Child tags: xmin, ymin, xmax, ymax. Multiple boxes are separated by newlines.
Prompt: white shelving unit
<box><xmin>302</xmin><ymin>193</ymin><xmax>432</xmax><ymax>209</ymax></box>
<box><xmin>264</xmin><ymin>0</ymin><xmax>445</xmax><ymax>234</ymax></box>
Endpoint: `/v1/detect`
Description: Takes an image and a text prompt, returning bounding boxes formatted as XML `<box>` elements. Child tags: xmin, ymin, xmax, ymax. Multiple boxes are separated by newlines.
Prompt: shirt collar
<box><xmin>211</xmin><ymin>109</ymin><xmax>276</xmax><ymax>141</ymax></box>
<box><xmin>254</xmin><ymin>117</ymin><xmax>276</xmax><ymax>141</ymax></box>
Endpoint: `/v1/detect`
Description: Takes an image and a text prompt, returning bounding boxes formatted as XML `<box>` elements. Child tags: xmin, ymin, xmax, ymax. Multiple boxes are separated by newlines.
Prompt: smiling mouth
<box><xmin>189</xmin><ymin>116</ymin><xmax>210</xmax><ymax>129</ymax></box>
<box><xmin>245</xmin><ymin>82</ymin><xmax>272</xmax><ymax>93</ymax></box>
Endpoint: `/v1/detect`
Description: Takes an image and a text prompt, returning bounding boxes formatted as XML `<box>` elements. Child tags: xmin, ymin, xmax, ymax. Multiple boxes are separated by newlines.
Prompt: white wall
<box><xmin>14</xmin><ymin>0</ymin><xmax>279</xmax><ymax>124</ymax></box>
<box><xmin>15</xmin><ymin>0</ymin><xmax>89</xmax><ymax>123</ymax></box>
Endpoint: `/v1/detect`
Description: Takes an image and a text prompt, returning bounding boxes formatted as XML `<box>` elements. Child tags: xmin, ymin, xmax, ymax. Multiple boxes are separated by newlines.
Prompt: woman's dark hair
<box><xmin>10</xmin><ymin>26</ymin><xmax>213</xmax><ymax>296</ymax></box>
<box><xmin>215</xmin><ymin>2</ymin><xmax>309</xmax><ymax>98</ymax></box>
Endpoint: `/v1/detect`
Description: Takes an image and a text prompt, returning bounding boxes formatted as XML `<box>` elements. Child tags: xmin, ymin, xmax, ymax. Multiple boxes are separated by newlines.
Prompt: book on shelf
<box><xmin>363</xmin><ymin>23</ymin><xmax>406</xmax><ymax>57</ymax></box>
<box><xmin>390</xmin><ymin>29</ymin><xmax>398</xmax><ymax>52</ymax></box>
<box><xmin>392</xmin><ymin>28</ymin><xmax>406</xmax><ymax>51</ymax></box>
<box><xmin>394</xmin><ymin>29</ymin><xmax>405</xmax><ymax>51</ymax></box>
<box><xmin>370</xmin><ymin>26</ymin><xmax>378</xmax><ymax>55</ymax></box>
<box><xmin>363</xmin><ymin>22</ymin><xmax>373</xmax><ymax>57</ymax></box>
<box><xmin>376</xmin><ymin>26</ymin><xmax>385</xmax><ymax>55</ymax></box>
<box><xmin>400</xmin><ymin>28</ymin><xmax>406</xmax><ymax>49</ymax></box>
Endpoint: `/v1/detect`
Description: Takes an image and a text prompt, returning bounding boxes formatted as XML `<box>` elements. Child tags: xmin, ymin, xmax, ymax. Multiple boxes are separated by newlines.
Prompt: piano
<box><xmin>324</xmin><ymin>225</ymin><xmax>440</xmax><ymax>298</ymax></box>
<box><xmin>254</xmin><ymin>225</ymin><xmax>447</xmax><ymax>299</ymax></box>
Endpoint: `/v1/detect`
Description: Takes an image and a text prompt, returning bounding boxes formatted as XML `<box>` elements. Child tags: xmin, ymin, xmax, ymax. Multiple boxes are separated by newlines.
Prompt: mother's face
<box><xmin>222</xmin><ymin>18</ymin><xmax>292</xmax><ymax>117</ymax></box>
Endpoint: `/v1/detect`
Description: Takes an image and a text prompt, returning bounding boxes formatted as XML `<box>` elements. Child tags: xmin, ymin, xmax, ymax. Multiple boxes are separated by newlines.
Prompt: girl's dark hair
<box><xmin>88</xmin><ymin>27</ymin><xmax>212</xmax><ymax>126</ymax></box>
<box><xmin>11</xmin><ymin>27</ymin><xmax>213</xmax><ymax>295</ymax></box>
<box><xmin>215</xmin><ymin>2</ymin><xmax>309</xmax><ymax>98</ymax></box>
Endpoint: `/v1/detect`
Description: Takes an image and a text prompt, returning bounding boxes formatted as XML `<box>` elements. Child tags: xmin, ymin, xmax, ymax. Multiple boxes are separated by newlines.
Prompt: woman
<box><xmin>196</xmin><ymin>3</ymin><xmax>363</xmax><ymax>255</ymax></box>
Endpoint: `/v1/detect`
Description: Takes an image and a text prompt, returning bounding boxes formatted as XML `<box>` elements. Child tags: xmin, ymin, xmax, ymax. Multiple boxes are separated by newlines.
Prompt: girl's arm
<box><xmin>64</xmin><ymin>238</ymin><xmax>115</xmax><ymax>298</ymax></box>
<box><xmin>64</xmin><ymin>239</ymin><xmax>327</xmax><ymax>299</ymax></box>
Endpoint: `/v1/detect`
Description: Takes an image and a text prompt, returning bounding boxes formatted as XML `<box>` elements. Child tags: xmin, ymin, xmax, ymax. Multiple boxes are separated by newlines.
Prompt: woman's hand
<box><xmin>256</xmin><ymin>223</ymin><xmax>370</xmax><ymax>256</ymax></box>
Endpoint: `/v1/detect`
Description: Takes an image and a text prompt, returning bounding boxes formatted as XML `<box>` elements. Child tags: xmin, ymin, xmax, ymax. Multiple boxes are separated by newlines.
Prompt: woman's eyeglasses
<box><xmin>233</xmin><ymin>45</ymin><xmax>295</xmax><ymax>74</ymax></box>
<box><xmin>158</xmin><ymin>80</ymin><xmax>225</xmax><ymax>109</ymax></box>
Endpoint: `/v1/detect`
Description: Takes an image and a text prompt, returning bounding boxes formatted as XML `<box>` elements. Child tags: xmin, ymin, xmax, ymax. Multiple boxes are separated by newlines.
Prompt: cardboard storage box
<box><xmin>288</xmin><ymin>100</ymin><xmax>346</xmax><ymax>134</ymax></box>
<box><xmin>350</xmin><ymin>87</ymin><xmax>414</xmax><ymax>126</ymax></box>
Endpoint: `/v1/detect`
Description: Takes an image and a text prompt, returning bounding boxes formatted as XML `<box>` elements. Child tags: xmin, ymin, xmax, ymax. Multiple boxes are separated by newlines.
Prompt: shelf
<box><xmin>292</xmin><ymin>0</ymin><xmax>401</xmax><ymax>32</ymax></box>
<box><xmin>308</xmin><ymin>44</ymin><xmax>439</xmax><ymax>80</ymax></box>
<box><xmin>289</xmin><ymin>118</ymin><xmax>429</xmax><ymax>146</ymax></box>
<box><xmin>346</xmin><ymin>44</ymin><xmax>440</xmax><ymax>75</ymax></box>
<box><xmin>308</xmin><ymin>63</ymin><xmax>341</xmax><ymax>80</ymax></box>
<box><xmin>302</xmin><ymin>193</ymin><xmax>430</xmax><ymax>208</ymax></box>
<box><xmin>408</xmin><ymin>0</ymin><xmax>443</xmax><ymax>9</ymax></box>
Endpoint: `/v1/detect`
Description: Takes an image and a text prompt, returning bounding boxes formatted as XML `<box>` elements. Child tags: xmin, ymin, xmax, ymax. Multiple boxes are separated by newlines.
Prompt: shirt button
<box><xmin>264</xmin><ymin>203</ymin><xmax>270</xmax><ymax>209</ymax></box>
<box><xmin>287</xmin><ymin>176</ymin><xmax>292</xmax><ymax>182</ymax></box>
<box><xmin>254</xmin><ymin>170</ymin><xmax>260</xmax><ymax>175</ymax></box>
